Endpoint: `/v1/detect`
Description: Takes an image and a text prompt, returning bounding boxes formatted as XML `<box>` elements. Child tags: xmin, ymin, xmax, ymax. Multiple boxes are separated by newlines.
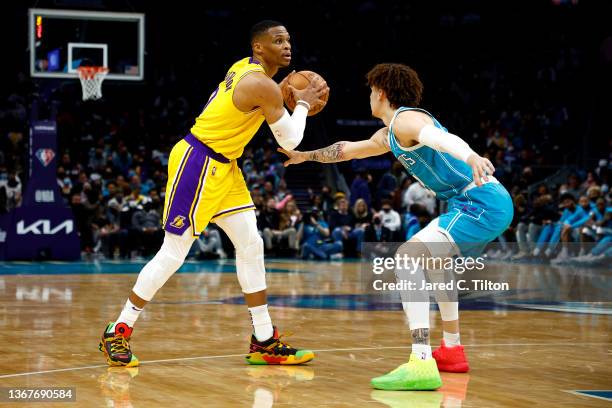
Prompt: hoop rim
<box><xmin>77</xmin><ymin>66</ymin><xmax>109</xmax><ymax>79</ymax></box>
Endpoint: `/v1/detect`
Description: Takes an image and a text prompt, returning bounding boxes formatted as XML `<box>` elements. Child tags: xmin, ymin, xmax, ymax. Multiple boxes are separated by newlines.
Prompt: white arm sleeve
<box><xmin>417</xmin><ymin>124</ymin><xmax>476</xmax><ymax>163</ymax></box>
<box><xmin>268</xmin><ymin>104</ymin><xmax>308</xmax><ymax>150</ymax></box>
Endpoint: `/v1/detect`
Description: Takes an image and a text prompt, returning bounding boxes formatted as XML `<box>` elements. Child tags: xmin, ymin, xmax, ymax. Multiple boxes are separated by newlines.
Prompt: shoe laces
<box><xmin>109</xmin><ymin>335</ymin><xmax>130</xmax><ymax>355</ymax></box>
<box><xmin>268</xmin><ymin>332</ymin><xmax>297</xmax><ymax>355</ymax></box>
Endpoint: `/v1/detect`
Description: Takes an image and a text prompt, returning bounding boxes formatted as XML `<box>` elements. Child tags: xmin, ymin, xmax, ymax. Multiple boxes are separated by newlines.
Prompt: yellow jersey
<box><xmin>190</xmin><ymin>57</ymin><xmax>267</xmax><ymax>160</ymax></box>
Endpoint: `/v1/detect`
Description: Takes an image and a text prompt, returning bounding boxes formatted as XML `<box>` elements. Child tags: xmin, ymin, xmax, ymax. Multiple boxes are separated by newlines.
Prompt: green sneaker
<box><xmin>371</xmin><ymin>354</ymin><xmax>442</xmax><ymax>391</ymax></box>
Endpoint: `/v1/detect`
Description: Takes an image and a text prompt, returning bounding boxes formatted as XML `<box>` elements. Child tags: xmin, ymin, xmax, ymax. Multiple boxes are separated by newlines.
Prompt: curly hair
<box><xmin>366</xmin><ymin>63</ymin><xmax>423</xmax><ymax>108</ymax></box>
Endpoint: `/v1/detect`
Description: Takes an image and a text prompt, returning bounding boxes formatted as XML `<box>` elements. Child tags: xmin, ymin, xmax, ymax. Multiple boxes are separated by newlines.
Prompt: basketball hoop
<box><xmin>77</xmin><ymin>66</ymin><xmax>109</xmax><ymax>101</ymax></box>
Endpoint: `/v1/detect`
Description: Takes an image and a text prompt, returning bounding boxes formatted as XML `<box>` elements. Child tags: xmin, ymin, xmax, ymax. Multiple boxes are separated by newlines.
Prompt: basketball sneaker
<box><xmin>432</xmin><ymin>340</ymin><xmax>470</xmax><ymax>373</ymax></box>
<box><xmin>99</xmin><ymin>322</ymin><xmax>139</xmax><ymax>367</ymax></box>
<box><xmin>246</xmin><ymin>327</ymin><xmax>314</xmax><ymax>365</ymax></box>
<box><xmin>371</xmin><ymin>354</ymin><xmax>442</xmax><ymax>391</ymax></box>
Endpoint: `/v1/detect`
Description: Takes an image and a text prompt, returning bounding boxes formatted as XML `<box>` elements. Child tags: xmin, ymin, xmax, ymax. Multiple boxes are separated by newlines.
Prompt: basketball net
<box><xmin>77</xmin><ymin>66</ymin><xmax>109</xmax><ymax>101</ymax></box>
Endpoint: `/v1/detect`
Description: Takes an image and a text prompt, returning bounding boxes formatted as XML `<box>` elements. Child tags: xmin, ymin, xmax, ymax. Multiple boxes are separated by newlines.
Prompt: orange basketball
<box><xmin>280</xmin><ymin>70</ymin><xmax>329</xmax><ymax>116</ymax></box>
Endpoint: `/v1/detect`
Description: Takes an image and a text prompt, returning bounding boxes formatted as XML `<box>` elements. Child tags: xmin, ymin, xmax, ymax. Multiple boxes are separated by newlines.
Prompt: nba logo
<box><xmin>35</xmin><ymin>148</ymin><xmax>55</xmax><ymax>167</ymax></box>
<box><xmin>170</xmin><ymin>215</ymin><xmax>186</xmax><ymax>229</ymax></box>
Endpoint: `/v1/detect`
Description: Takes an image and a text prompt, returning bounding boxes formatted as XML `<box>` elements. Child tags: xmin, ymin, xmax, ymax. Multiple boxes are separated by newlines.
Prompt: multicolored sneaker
<box><xmin>432</xmin><ymin>340</ymin><xmax>469</xmax><ymax>373</ymax></box>
<box><xmin>99</xmin><ymin>322</ymin><xmax>139</xmax><ymax>367</ymax></box>
<box><xmin>246</xmin><ymin>327</ymin><xmax>314</xmax><ymax>365</ymax></box>
<box><xmin>371</xmin><ymin>354</ymin><xmax>442</xmax><ymax>391</ymax></box>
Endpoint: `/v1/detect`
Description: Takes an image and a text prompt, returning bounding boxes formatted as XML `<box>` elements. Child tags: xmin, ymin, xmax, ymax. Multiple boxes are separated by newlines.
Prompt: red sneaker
<box><xmin>432</xmin><ymin>340</ymin><xmax>470</xmax><ymax>373</ymax></box>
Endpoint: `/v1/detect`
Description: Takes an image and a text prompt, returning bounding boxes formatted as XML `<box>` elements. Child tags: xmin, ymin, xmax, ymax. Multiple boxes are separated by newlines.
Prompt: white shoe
<box><xmin>216</xmin><ymin>248</ymin><xmax>227</xmax><ymax>259</ymax></box>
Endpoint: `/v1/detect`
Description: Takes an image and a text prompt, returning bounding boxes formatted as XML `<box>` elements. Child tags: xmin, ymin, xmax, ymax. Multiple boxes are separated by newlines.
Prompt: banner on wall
<box><xmin>0</xmin><ymin>121</ymin><xmax>80</xmax><ymax>260</ymax></box>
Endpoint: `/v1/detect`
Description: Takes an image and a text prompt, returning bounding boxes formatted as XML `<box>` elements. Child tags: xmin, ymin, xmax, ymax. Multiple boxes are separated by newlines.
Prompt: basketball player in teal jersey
<box><xmin>280</xmin><ymin>63</ymin><xmax>513</xmax><ymax>390</ymax></box>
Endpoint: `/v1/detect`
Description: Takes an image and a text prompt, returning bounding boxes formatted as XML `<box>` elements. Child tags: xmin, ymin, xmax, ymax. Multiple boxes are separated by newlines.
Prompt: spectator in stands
<box><xmin>586</xmin><ymin>185</ymin><xmax>602</xmax><ymax>204</ymax></box>
<box><xmin>559</xmin><ymin>174</ymin><xmax>582</xmax><ymax>198</ymax></box>
<box><xmin>573</xmin><ymin>198</ymin><xmax>612</xmax><ymax>264</ymax></box>
<box><xmin>552</xmin><ymin>195</ymin><xmax>595</xmax><ymax>262</ymax></box>
<box><xmin>328</xmin><ymin>197</ymin><xmax>364</xmax><ymax>255</ymax></box>
<box><xmin>581</xmin><ymin>197</ymin><xmax>608</xmax><ymax>242</ymax></box>
<box><xmin>392</xmin><ymin>178</ymin><xmax>412</xmax><ymax>211</ymax></box>
<box><xmin>0</xmin><ymin>171</ymin><xmax>21</xmax><ymax>212</ymax></box>
<box><xmin>380</xmin><ymin>199</ymin><xmax>401</xmax><ymax>238</ymax></box>
<box><xmin>299</xmin><ymin>207</ymin><xmax>339</xmax><ymax>260</ymax></box>
<box><xmin>403</xmin><ymin>204</ymin><xmax>430</xmax><ymax>241</ymax></box>
<box><xmin>512</xmin><ymin>194</ymin><xmax>532</xmax><ymax>259</ymax></box>
<box><xmin>258</xmin><ymin>197</ymin><xmax>280</xmax><ymax>239</ymax></box>
<box><xmin>192</xmin><ymin>226</ymin><xmax>226</xmax><ymax>259</ymax></box>
<box><xmin>403</xmin><ymin>180</ymin><xmax>436</xmax><ymax>216</ymax></box>
<box><xmin>320</xmin><ymin>185</ymin><xmax>335</xmax><ymax>215</ymax></box>
<box><xmin>112</xmin><ymin>143</ymin><xmax>132</xmax><ymax>176</ymax></box>
<box><xmin>91</xmin><ymin>206</ymin><xmax>120</xmax><ymax>258</ymax></box>
<box><xmin>131</xmin><ymin>200</ymin><xmax>163</xmax><ymax>257</ymax></box>
<box><xmin>70</xmin><ymin>193</ymin><xmax>93</xmax><ymax>253</ymax></box>
<box><xmin>534</xmin><ymin>193</ymin><xmax>582</xmax><ymax>258</ymax></box>
<box><xmin>263</xmin><ymin>199</ymin><xmax>300</xmax><ymax>254</ymax></box>
<box><xmin>364</xmin><ymin>212</ymin><xmax>393</xmax><ymax>243</ymax></box>
<box><xmin>275</xmin><ymin>179</ymin><xmax>291</xmax><ymax>201</ymax></box>
<box><xmin>352</xmin><ymin>198</ymin><xmax>371</xmax><ymax>230</ymax></box>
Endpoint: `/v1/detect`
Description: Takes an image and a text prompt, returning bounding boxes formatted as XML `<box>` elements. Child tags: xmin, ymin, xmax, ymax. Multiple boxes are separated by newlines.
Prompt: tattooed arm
<box><xmin>278</xmin><ymin>127</ymin><xmax>390</xmax><ymax>166</ymax></box>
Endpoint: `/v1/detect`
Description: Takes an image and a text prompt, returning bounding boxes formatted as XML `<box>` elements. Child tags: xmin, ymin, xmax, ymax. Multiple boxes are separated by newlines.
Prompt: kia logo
<box><xmin>16</xmin><ymin>220</ymin><xmax>74</xmax><ymax>235</ymax></box>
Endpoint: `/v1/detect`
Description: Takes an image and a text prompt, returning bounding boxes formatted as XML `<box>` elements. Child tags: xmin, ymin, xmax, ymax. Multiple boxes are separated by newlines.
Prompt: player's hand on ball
<box><xmin>277</xmin><ymin>147</ymin><xmax>307</xmax><ymax>167</ymax></box>
<box><xmin>280</xmin><ymin>71</ymin><xmax>330</xmax><ymax>116</ymax></box>
<box><xmin>466</xmin><ymin>153</ymin><xmax>495</xmax><ymax>186</ymax></box>
<box><xmin>278</xmin><ymin>70</ymin><xmax>296</xmax><ymax>90</ymax></box>
<box><xmin>288</xmin><ymin>75</ymin><xmax>329</xmax><ymax>107</ymax></box>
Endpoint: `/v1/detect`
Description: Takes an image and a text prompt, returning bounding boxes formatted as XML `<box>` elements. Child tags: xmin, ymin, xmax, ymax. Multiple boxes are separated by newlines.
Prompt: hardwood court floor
<box><xmin>0</xmin><ymin>259</ymin><xmax>610</xmax><ymax>407</ymax></box>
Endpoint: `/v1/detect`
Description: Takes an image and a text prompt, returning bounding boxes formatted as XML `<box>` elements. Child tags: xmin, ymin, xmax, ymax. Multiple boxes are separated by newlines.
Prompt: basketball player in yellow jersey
<box><xmin>99</xmin><ymin>20</ymin><xmax>328</xmax><ymax>367</ymax></box>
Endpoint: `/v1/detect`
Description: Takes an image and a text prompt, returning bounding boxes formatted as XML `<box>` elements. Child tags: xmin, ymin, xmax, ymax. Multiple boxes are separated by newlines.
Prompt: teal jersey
<box><xmin>388</xmin><ymin>107</ymin><xmax>472</xmax><ymax>200</ymax></box>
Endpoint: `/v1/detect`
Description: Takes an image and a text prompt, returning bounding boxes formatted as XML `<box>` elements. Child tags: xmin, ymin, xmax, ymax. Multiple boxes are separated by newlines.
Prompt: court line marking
<box><xmin>0</xmin><ymin>342</ymin><xmax>609</xmax><ymax>379</ymax></box>
<box><xmin>562</xmin><ymin>390</ymin><xmax>612</xmax><ymax>402</ymax></box>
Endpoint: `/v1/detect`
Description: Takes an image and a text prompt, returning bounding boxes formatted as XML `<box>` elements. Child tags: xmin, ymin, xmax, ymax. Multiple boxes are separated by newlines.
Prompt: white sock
<box><xmin>412</xmin><ymin>344</ymin><xmax>432</xmax><ymax>360</ymax></box>
<box><xmin>117</xmin><ymin>299</ymin><xmax>143</xmax><ymax>328</ymax></box>
<box><xmin>249</xmin><ymin>304</ymin><xmax>273</xmax><ymax>342</ymax></box>
<box><xmin>443</xmin><ymin>331</ymin><xmax>461</xmax><ymax>347</ymax></box>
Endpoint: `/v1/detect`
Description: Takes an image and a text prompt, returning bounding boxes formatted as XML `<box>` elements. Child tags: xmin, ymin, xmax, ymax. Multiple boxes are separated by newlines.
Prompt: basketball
<box><xmin>280</xmin><ymin>70</ymin><xmax>329</xmax><ymax>116</ymax></box>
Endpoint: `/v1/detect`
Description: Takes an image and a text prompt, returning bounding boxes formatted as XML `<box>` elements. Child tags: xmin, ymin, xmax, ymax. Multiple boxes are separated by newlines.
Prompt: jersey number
<box><xmin>225</xmin><ymin>71</ymin><xmax>236</xmax><ymax>92</ymax></box>
<box><xmin>400</xmin><ymin>154</ymin><xmax>416</xmax><ymax>166</ymax></box>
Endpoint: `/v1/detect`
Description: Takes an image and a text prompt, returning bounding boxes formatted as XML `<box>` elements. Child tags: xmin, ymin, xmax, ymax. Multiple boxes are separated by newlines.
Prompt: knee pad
<box><xmin>236</xmin><ymin>234</ymin><xmax>266</xmax><ymax>294</ymax></box>
<box><xmin>132</xmin><ymin>232</ymin><xmax>192</xmax><ymax>301</ymax></box>
<box><xmin>215</xmin><ymin>211</ymin><xmax>267</xmax><ymax>294</ymax></box>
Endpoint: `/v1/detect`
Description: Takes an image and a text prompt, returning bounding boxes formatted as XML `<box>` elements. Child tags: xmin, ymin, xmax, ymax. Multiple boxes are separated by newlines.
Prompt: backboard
<box><xmin>29</xmin><ymin>8</ymin><xmax>145</xmax><ymax>81</ymax></box>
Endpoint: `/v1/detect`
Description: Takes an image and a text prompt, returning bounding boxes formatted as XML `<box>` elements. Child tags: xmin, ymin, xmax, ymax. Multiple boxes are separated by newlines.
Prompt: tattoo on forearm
<box><xmin>307</xmin><ymin>142</ymin><xmax>346</xmax><ymax>163</ymax></box>
<box><xmin>411</xmin><ymin>328</ymin><xmax>430</xmax><ymax>345</ymax></box>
